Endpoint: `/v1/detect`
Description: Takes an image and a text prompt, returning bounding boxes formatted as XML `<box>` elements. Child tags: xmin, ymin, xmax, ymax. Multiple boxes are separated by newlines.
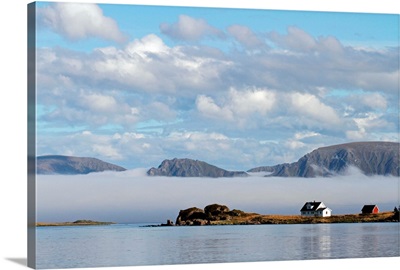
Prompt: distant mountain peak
<box><xmin>147</xmin><ymin>158</ymin><xmax>248</xmax><ymax>178</ymax></box>
<box><xmin>37</xmin><ymin>155</ymin><xmax>126</xmax><ymax>175</ymax></box>
<box><xmin>248</xmin><ymin>141</ymin><xmax>399</xmax><ymax>177</ymax></box>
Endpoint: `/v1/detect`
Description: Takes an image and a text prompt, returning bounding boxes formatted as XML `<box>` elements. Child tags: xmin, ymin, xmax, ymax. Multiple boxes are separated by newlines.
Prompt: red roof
<box><xmin>361</xmin><ymin>205</ymin><xmax>379</xmax><ymax>213</ymax></box>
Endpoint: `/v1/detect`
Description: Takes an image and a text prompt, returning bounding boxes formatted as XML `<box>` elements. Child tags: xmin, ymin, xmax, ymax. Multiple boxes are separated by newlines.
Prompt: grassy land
<box><xmin>36</xmin><ymin>220</ymin><xmax>116</xmax><ymax>227</ymax></box>
<box><xmin>209</xmin><ymin>211</ymin><xmax>398</xmax><ymax>225</ymax></box>
<box><xmin>36</xmin><ymin>212</ymin><xmax>399</xmax><ymax>227</ymax></box>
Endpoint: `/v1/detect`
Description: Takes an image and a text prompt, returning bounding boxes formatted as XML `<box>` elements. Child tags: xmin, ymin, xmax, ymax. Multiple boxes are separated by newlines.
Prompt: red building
<box><xmin>361</xmin><ymin>205</ymin><xmax>379</xmax><ymax>214</ymax></box>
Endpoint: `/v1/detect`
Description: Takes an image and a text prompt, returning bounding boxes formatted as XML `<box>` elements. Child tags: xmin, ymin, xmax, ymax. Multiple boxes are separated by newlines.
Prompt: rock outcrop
<box><xmin>37</xmin><ymin>155</ymin><xmax>126</xmax><ymax>175</ymax></box>
<box><xmin>147</xmin><ymin>158</ymin><xmax>248</xmax><ymax>177</ymax></box>
<box><xmin>248</xmin><ymin>141</ymin><xmax>399</xmax><ymax>177</ymax></box>
<box><xmin>175</xmin><ymin>204</ymin><xmax>249</xmax><ymax>226</ymax></box>
<box><xmin>172</xmin><ymin>203</ymin><xmax>399</xmax><ymax>226</ymax></box>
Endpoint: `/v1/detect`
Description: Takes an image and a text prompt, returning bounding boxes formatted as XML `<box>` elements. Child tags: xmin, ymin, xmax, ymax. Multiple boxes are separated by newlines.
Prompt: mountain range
<box><xmin>37</xmin><ymin>155</ymin><xmax>126</xmax><ymax>175</ymax></box>
<box><xmin>37</xmin><ymin>141</ymin><xmax>399</xmax><ymax>177</ymax></box>
<box><xmin>248</xmin><ymin>141</ymin><xmax>399</xmax><ymax>177</ymax></box>
<box><xmin>147</xmin><ymin>158</ymin><xmax>248</xmax><ymax>177</ymax></box>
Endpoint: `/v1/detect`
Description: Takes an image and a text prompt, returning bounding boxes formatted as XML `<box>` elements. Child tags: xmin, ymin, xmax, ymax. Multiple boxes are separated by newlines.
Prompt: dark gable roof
<box><xmin>300</xmin><ymin>201</ymin><xmax>322</xmax><ymax>212</ymax></box>
<box><xmin>361</xmin><ymin>205</ymin><xmax>378</xmax><ymax>212</ymax></box>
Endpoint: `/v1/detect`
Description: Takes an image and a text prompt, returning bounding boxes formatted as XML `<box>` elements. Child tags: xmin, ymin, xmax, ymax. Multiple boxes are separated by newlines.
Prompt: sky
<box><xmin>34</xmin><ymin>2</ymin><xmax>399</xmax><ymax>171</ymax></box>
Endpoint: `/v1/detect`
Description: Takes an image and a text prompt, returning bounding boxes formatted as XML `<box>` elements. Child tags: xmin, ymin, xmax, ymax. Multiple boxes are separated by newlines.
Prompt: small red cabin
<box><xmin>361</xmin><ymin>205</ymin><xmax>379</xmax><ymax>214</ymax></box>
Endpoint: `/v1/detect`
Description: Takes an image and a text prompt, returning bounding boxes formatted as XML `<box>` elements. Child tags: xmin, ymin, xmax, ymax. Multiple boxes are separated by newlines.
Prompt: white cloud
<box><xmin>346</xmin><ymin>129</ymin><xmax>367</xmax><ymax>140</ymax></box>
<box><xmin>37</xmin><ymin>23</ymin><xmax>399</xmax><ymax>98</ymax></box>
<box><xmin>285</xmin><ymin>140</ymin><xmax>306</xmax><ymax>150</ymax></box>
<box><xmin>92</xmin><ymin>144</ymin><xmax>122</xmax><ymax>160</ymax></box>
<box><xmin>269</xmin><ymin>26</ymin><xmax>316</xmax><ymax>52</ymax></box>
<box><xmin>80</xmin><ymin>93</ymin><xmax>118</xmax><ymax>113</ymax></box>
<box><xmin>82</xmin><ymin>130</ymin><xmax>92</xmax><ymax>136</ymax></box>
<box><xmin>40</xmin><ymin>87</ymin><xmax>141</xmax><ymax>127</ymax></box>
<box><xmin>196</xmin><ymin>87</ymin><xmax>276</xmax><ymax>126</ymax></box>
<box><xmin>361</xmin><ymin>93</ymin><xmax>388</xmax><ymax>110</ymax></box>
<box><xmin>229</xmin><ymin>88</ymin><xmax>276</xmax><ymax>116</ymax></box>
<box><xmin>45</xmin><ymin>34</ymin><xmax>232</xmax><ymax>93</ymax></box>
<box><xmin>167</xmin><ymin>131</ymin><xmax>229</xmax><ymax>142</ymax></box>
<box><xmin>39</xmin><ymin>3</ymin><xmax>126</xmax><ymax>43</ymax></box>
<box><xmin>167</xmin><ymin>131</ymin><xmax>231</xmax><ymax>154</ymax></box>
<box><xmin>195</xmin><ymin>95</ymin><xmax>234</xmax><ymax>121</ymax></box>
<box><xmin>346</xmin><ymin>112</ymin><xmax>394</xmax><ymax>141</ymax></box>
<box><xmin>289</xmin><ymin>93</ymin><xmax>342</xmax><ymax>126</ymax></box>
<box><xmin>125</xmin><ymin>34</ymin><xmax>169</xmax><ymax>57</ymax></box>
<box><xmin>227</xmin><ymin>24</ymin><xmax>265</xmax><ymax>49</ymax></box>
<box><xmin>113</xmin><ymin>132</ymin><xmax>145</xmax><ymax>141</ymax></box>
<box><xmin>160</xmin><ymin>15</ymin><xmax>224</xmax><ymax>41</ymax></box>
<box><xmin>318</xmin><ymin>36</ymin><xmax>344</xmax><ymax>54</ymax></box>
<box><xmin>264</xmin><ymin>27</ymin><xmax>398</xmax><ymax>94</ymax></box>
<box><xmin>146</xmin><ymin>101</ymin><xmax>178</xmax><ymax>121</ymax></box>
<box><xmin>285</xmin><ymin>131</ymin><xmax>322</xmax><ymax>151</ymax></box>
<box><xmin>294</xmin><ymin>131</ymin><xmax>320</xmax><ymax>140</ymax></box>
<box><xmin>349</xmin><ymin>71</ymin><xmax>399</xmax><ymax>94</ymax></box>
<box><xmin>353</xmin><ymin>113</ymin><xmax>389</xmax><ymax>130</ymax></box>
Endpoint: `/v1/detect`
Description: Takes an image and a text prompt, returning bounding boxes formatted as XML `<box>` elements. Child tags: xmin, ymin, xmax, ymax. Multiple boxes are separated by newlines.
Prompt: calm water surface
<box><xmin>36</xmin><ymin>223</ymin><xmax>400</xmax><ymax>269</ymax></box>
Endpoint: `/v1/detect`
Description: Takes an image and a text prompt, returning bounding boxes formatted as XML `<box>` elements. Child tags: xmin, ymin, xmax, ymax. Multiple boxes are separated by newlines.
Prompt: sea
<box><xmin>35</xmin><ymin>222</ymin><xmax>400</xmax><ymax>269</ymax></box>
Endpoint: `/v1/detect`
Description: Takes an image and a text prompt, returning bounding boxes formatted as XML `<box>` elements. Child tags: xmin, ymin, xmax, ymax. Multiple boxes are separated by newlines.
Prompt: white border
<box><xmin>1</xmin><ymin>1</ymin><xmax>399</xmax><ymax>270</ymax></box>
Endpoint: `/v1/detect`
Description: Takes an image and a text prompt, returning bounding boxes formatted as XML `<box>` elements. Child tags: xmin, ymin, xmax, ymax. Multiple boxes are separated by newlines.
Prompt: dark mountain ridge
<box><xmin>248</xmin><ymin>141</ymin><xmax>399</xmax><ymax>177</ymax></box>
<box><xmin>37</xmin><ymin>155</ymin><xmax>126</xmax><ymax>175</ymax></box>
<box><xmin>38</xmin><ymin>141</ymin><xmax>399</xmax><ymax>177</ymax></box>
<box><xmin>147</xmin><ymin>158</ymin><xmax>249</xmax><ymax>177</ymax></box>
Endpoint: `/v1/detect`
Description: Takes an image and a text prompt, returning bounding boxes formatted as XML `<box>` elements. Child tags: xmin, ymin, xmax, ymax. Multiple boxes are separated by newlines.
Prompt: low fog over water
<box><xmin>37</xmin><ymin>168</ymin><xmax>399</xmax><ymax>223</ymax></box>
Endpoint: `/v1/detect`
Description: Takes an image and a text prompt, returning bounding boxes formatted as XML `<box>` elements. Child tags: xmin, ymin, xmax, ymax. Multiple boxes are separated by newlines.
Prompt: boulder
<box><xmin>161</xmin><ymin>219</ymin><xmax>174</xmax><ymax>226</ymax></box>
<box><xmin>175</xmin><ymin>207</ymin><xmax>206</xmax><ymax>225</ymax></box>
<box><xmin>204</xmin><ymin>204</ymin><xmax>230</xmax><ymax>216</ymax></box>
<box><xmin>176</xmin><ymin>204</ymin><xmax>239</xmax><ymax>225</ymax></box>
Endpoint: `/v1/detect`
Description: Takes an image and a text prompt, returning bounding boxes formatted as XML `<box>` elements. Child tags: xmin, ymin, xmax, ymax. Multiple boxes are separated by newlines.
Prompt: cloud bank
<box><xmin>37</xmin><ymin>171</ymin><xmax>399</xmax><ymax>223</ymax></box>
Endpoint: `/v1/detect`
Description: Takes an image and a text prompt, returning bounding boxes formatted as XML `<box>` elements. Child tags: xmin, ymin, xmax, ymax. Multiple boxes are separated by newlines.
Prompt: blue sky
<box><xmin>35</xmin><ymin>2</ymin><xmax>399</xmax><ymax>170</ymax></box>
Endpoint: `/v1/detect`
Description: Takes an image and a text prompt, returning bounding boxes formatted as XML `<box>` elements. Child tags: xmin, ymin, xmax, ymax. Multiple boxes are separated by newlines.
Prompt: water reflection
<box><xmin>36</xmin><ymin>223</ymin><xmax>400</xmax><ymax>269</ymax></box>
<box><xmin>360</xmin><ymin>225</ymin><xmax>380</xmax><ymax>256</ymax></box>
<box><xmin>300</xmin><ymin>224</ymin><xmax>332</xmax><ymax>259</ymax></box>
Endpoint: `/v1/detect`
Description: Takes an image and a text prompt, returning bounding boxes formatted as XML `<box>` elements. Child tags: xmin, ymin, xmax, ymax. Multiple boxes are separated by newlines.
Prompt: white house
<box><xmin>300</xmin><ymin>201</ymin><xmax>332</xmax><ymax>217</ymax></box>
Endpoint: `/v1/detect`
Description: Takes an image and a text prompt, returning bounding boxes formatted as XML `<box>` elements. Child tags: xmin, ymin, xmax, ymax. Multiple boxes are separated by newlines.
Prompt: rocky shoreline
<box><xmin>36</xmin><ymin>205</ymin><xmax>399</xmax><ymax>228</ymax></box>
<box><xmin>157</xmin><ymin>204</ymin><xmax>400</xmax><ymax>226</ymax></box>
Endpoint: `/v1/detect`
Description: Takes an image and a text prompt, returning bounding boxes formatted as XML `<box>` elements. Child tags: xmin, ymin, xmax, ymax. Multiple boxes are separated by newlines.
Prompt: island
<box><xmin>160</xmin><ymin>204</ymin><xmax>399</xmax><ymax>226</ymax></box>
<box><xmin>36</xmin><ymin>220</ymin><xmax>116</xmax><ymax>227</ymax></box>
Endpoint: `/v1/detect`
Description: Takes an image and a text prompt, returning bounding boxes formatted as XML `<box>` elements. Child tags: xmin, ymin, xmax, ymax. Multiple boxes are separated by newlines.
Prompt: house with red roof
<box><xmin>361</xmin><ymin>205</ymin><xmax>379</xmax><ymax>214</ymax></box>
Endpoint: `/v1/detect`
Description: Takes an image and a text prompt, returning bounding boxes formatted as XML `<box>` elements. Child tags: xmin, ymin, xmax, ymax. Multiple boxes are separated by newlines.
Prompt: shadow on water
<box><xmin>6</xmin><ymin>258</ymin><xmax>27</xmax><ymax>267</ymax></box>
